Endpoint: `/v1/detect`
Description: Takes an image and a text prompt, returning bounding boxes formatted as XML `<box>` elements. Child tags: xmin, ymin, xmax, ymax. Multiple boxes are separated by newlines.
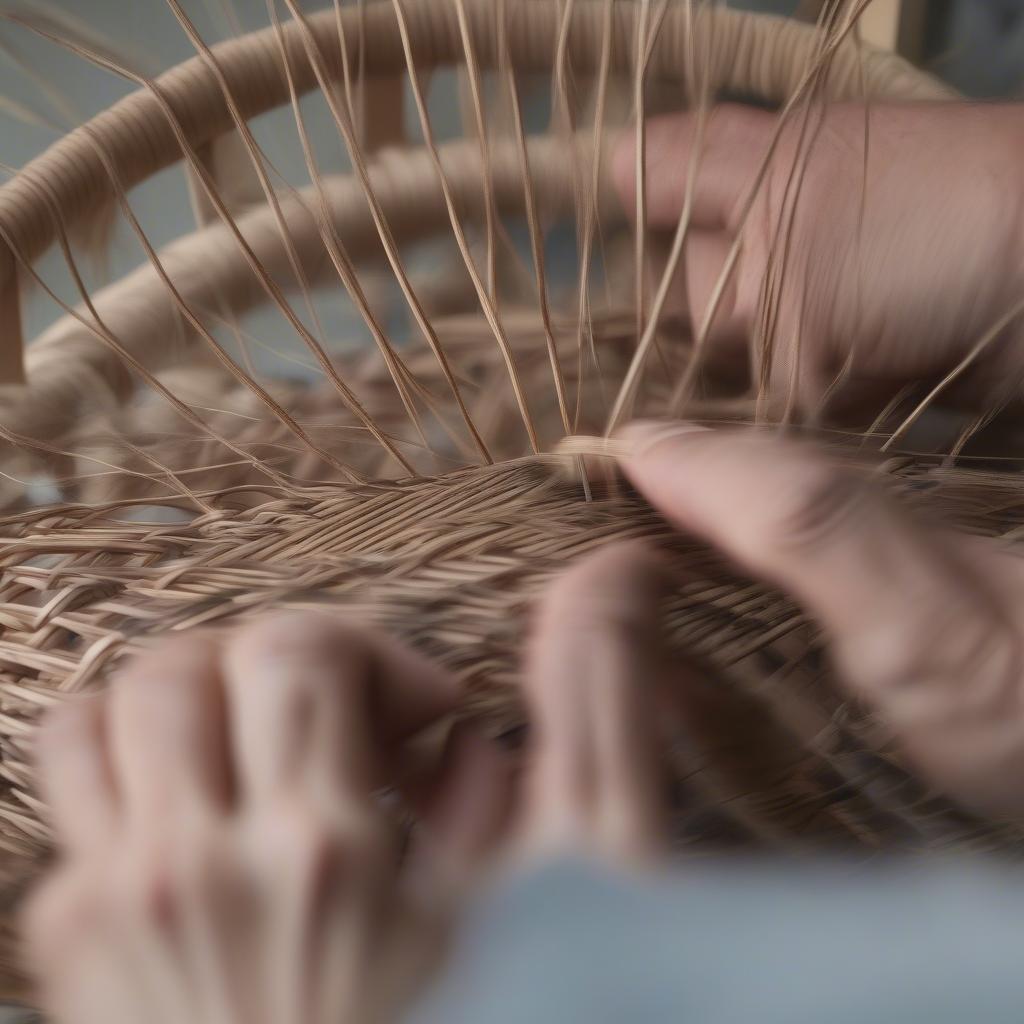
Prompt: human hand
<box><xmin>21</xmin><ymin>622</ymin><xmax>471</xmax><ymax>1024</ymax></box>
<box><xmin>618</xmin><ymin>421</ymin><xmax>1024</xmax><ymax>821</ymax></box>
<box><xmin>613</xmin><ymin>103</ymin><xmax>1024</xmax><ymax>416</ymax></box>
<box><xmin>23</xmin><ymin>551</ymin><xmax>677</xmax><ymax>1024</ymax></box>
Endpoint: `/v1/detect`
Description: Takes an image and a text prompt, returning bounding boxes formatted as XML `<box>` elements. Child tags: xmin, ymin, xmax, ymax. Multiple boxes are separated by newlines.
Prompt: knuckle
<box><xmin>924</xmin><ymin>610</ymin><xmax>1016</xmax><ymax>693</ymax></box>
<box><xmin>122</xmin><ymin>851</ymin><xmax>180</xmax><ymax>932</ymax></box>
<box><xmin>115</xmin><ymin>633</ymin><xmax>220</xmax><ymax>690</ymax></box>
<box><xmin>713</xmin><ymin>102</ymin><xmax>764</xmax><ymax>144</ymax></box>
<box><xmin>268</xmin><ymin>802</ymin><xmax>390</xmax><ymax>882</ymax></box>
<box><xmin>845</xmin><ymin>590</ymin><xmax>1016</xmax><ymax>702</ymax></box>
<box><xmin>119</xmin><ymin>826</ymin><xmax>222</xmax><ymax>933</ymax></box>
<box><xmin>764</xmin><ymin>459</ymin><xmax>872</xmax><ymax>556</ymax></box>
<box><xmin>229</xmin><ymin>613</ymin><xmax>370</xmax><ymax>674</ymax></box>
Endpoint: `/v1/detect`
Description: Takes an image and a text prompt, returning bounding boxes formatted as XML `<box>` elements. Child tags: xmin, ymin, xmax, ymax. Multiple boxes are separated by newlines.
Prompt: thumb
<box><xmin>617</xmin><ymin>422</ymin><xmax>998</xmax><ymax>696</ymax></box>
<box><xmin>618</xmin><ymin>420</ymin><xmax>1024</xmax><ymax>818</ymax></box>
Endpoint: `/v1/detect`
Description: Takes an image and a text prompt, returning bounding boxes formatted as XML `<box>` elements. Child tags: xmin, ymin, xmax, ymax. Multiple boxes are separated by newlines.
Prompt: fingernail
<box><xmin>618</xmin><ymin>420</ymin><xmax>713</xmax><ymax>459</ymax></box>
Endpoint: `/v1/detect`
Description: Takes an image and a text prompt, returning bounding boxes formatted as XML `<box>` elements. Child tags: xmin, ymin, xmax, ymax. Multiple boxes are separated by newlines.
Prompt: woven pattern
<box><xmin>5</xmin><ymin>457</ymin><xmax>1024</xmax><ymax>870</ymax></box>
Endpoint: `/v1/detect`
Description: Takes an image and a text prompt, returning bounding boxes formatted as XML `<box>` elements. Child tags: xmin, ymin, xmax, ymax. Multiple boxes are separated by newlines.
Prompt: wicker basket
<box><xmin>0</xmin><ymin>0</ymin><xmax>1018</xmax><ymax>998</ymax></box>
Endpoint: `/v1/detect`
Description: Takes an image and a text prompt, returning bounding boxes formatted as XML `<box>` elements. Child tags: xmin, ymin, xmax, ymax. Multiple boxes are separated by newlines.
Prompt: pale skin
<box><xmin>24</xmin><ymin>102</ymin><xmax>1024</xmax><ymax>1022</ymax></box>
<box><xmin>24</xmin><ymin>551</ymin><xmax>674</xmax><ymax>1024</ymax></box>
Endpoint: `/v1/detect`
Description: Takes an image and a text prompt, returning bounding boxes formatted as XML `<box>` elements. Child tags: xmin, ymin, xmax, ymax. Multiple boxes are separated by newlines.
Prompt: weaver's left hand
<box><xmin>23</xmin><ymin>547</ymin><xmax>676</xmax><ymax>1024</ymax></box>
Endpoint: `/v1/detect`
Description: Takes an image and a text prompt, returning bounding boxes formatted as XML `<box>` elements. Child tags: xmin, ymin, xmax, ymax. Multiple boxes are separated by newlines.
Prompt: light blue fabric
<box><xmin>411</xmin><ymin>858</ymin><xmax>1024</xmax><ymax>1023</ymax></box>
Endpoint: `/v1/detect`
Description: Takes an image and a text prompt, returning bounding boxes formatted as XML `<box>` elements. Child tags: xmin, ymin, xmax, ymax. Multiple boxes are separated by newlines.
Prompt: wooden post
<box><xmin>857</xmin><ymin>0</ymin><xmax>903</xmax><ymax>51</ymax></box>
<box><xmin>797</xmin><ymin>0</ymin><xmax>927</xmax><ymax>62</ymax></box>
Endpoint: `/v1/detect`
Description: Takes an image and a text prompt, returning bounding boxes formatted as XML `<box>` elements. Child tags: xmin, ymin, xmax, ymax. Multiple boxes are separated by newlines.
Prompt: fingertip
<box><xmin>616</xmin><ymin>422</ymin><xmax>797</xmax><ymax>550</ymax></box>
<box><xmin>415</xmin><ymin>723</ymin><xmax>515</xmax><ymax>870</ymax></box>
<box><xmin>617</xmin><ymin>420</ymin><xmax>716</xmax><ymax>489</ymax></box>
<box><xmin>114</xmin><ymin>632</ymin><xmax>223</xmax><ymax>696</ymax></box>
<box><xmin>536</xmin><ymin>540</ymin><xmax>668</xmax><ymax>633</ymax></box>
<box><xmin>552</xmin><ymin>538</ymin><xmax>656</xmax><ymax>581</ymax></box>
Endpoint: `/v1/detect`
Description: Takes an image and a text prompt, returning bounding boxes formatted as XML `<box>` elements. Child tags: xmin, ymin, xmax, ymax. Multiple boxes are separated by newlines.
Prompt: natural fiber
<box><xmin>0</xmin><ymin>0</ymin><xmax>1013</xmax><ymax>999</ymax></box>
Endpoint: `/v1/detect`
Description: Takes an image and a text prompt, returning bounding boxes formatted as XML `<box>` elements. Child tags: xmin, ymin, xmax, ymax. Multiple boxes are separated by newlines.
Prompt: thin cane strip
<box><xmin>391</xmin><ymin>0</ymin><xmax>544</xmax><ymax>454</ymax></box>
<box><xmin>0</xmin><ymin>182</ymin><xmax>302</xmax><ymax>496</ymax></box>
<box><xmin>453</xmin><ymin>0</ymin><xmax>500</xmax><ymax>304</ymax></box>
<box><xmin>168</xmin><ymin>0</ymin><xmax>402</xmax><ymax>430</ymax></box>
<box><xmin>11</xmin><ymin>15</ymin><xmax>404</xmax><ymax>477</ymax></box>
<box><xmin>281</xmin><ymin>0</ymin><xmax>495</xmax><ymax>463</ymax></box>
<box><xmin>496</xmin><ymin>0</ymin><xmax>573</xmax><ymax>439</ymax></box>
<box><xmin>266</xmin><ymin>0</ymin><xmax>433</xmax><ymax>452</ymax></box>
<box><xmin>669</xmin><ymin>0</ymin><xmax>884</xmax><ymax>413</ymax></box>
<box><xmin>606</xmin><ymin>1</ymin><xmax>707</xmax><ymax>434</ymax></box>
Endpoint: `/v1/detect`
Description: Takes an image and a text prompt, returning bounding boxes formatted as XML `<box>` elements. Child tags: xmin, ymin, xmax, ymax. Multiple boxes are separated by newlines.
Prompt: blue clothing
<box><xmin>412</xmin><ymin>858</ymin><xmax>1024</xmax><ymax>1023</ymax></box>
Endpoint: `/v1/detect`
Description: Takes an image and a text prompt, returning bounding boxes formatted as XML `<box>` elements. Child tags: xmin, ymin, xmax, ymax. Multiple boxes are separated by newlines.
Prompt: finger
<box><xmin>618</xmin><ymin>423</ymin><xmax>1017</xmax><ymax>701</ymax></box>
<box><xmin>612</xmin><ymin>106</ymin><xmax>774</xmax><ymax>232</ymax></box>
<box><xmin>644</xmin><ymin>229</ymin><xmax>742</xmax><ymax>337</ymax></box>
<box><xmin>685</xmin><ymin>229</ymin><xmax>746</xmax><ymax>345</ymax></box>
<box><xmin>35</xmin><ymin>697</ymin><xmax>118</xmax><ymax>853</ymax></box>
<box><xmin>223</xmin><ymin>613</ymin><xmax>458</xmax><ymax>805</ymax></box>
<box><xmin>109</xmin><ymin>635</ymin><xmax>232</xmax><ymax>823</ymax></box>
<box><xmin>406</xmin><ymin>723</ymin><xmax>516</xmax><ymax>879</ymax></box>
<box><xmin>521</xmin><ymin>543</ymin><xmax>671</xmax><ymax>864</ymax></box>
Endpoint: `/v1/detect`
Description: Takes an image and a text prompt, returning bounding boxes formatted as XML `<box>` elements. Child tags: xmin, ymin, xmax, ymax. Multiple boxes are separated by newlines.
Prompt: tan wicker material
<box><xmin>0</xmin><ymin>0</ymin><xmax>1007</xmax><ymax>998</ymax></box>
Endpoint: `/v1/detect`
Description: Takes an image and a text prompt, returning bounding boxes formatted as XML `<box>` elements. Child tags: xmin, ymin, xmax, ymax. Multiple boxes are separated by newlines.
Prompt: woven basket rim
<box><xmin>0</xmin><ymin>0</ymin><xmax>948</xmax><ymax>394</ymax></box>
